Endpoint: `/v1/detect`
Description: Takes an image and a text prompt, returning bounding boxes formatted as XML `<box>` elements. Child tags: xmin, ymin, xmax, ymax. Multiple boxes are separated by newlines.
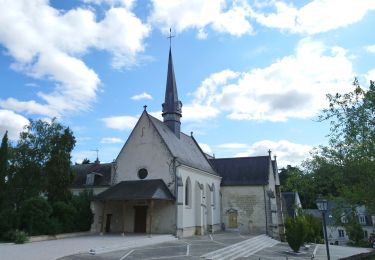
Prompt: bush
<box><xmin>13</xmin><ymin>230</ymin><xmax>28</xmax><ymax>244</ymax></box>
<box><xmin>51</xmin><ymin>201</ymin><xmax>77</xmax><ymax>233</ymax></box>
<box><xmin>71</xmin><ymin>190</ymin><xmax>93</xmax><ymax>231</ymax></box>
<box><xmin>19</xmin><ymin>196</ymin><xmax>52</xmax><ymax>235</ymax></box>
<box><xmin>285</xmin><ymin>215</ymin><xmax>308</xmax><ymax>252</ymax></box>
<box><xmin>304</xmin><ymin>214</ymin><xmax>323</xmax><ymax>243</ymax></box>
<box><xmin>0</xmin><ymin>208</ymin><xmax>18</xmax><ymax>241</ymax></box>
<box><xmin>46</xmin><ymin>217</ymin><xmax>63</xmax><ymax>235</ymax></box>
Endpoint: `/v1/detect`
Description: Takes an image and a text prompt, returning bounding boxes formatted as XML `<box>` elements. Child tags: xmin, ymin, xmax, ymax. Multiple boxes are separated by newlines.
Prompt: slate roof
<box><xmin>282</xmin><ymin>192</ymin><xmax>298</xmax><ymax>218</ymax></box>
<box><xmin>147</xmin><ymin>114</ymin><xmax>217</xmax><ymax>176</ymax></box>
<box><xmin>71</xmin><ymin>163</ymin><xmax>112</xmax><ymax>188</ymax></box>
<box><xmin>94</xmin><ymin>179</ymin><xmax>174</xmax><ymax>201</ymax></box>
<box><xmin>209</xmin><ymin>156</ymin><xmax>270</xmax><ymax>186</ymax></box>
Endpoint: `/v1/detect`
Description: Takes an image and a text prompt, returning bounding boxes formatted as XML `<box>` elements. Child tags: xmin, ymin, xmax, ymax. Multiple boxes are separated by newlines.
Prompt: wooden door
<box><xmin>105</xmin><ymin>214</ymin><xmax>112</xmax><ymax>233</ymax></box>
<box><xmin>228</xmin><ymin>211</ymin><xmax>238</xmax><ymax>228</ymax></box>
<box><xmin>134</xmin><ymin>206</ymin><xmax>148</xmax><ymax>233</ymax></box>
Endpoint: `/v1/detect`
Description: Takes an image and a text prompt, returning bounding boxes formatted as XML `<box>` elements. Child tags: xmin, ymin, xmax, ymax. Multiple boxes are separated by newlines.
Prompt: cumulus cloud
<box><xmin>0</xmin><ymin>0</ymin><xmax>149</xmax><ymax>117</ymax></box>
<box><xmin>198</xmin><ymin>143</ymin><xmax>212</xmax><ymax>155</ymax></box>
<box><xmin>149</xmin><ymin>0</ymin><xmax>253</xmax><ymax>38</ymax></box>
<box><xmin>100</xmin><ymin>137</ymin><xmax>124</xmax><ymax>144</ymax></box>
<box><xmin>253</xmin><ymin>0</ymin><xmax>375</xmax><ymax>34</ymax></box>
<box><xmin>186</xmin><ymin>39</ymin><xmax>354</xmax><ymax>122</ymax></box>
<box><xmin>101</xmin><ymin>115</ymin><xmax>138</xmax><ymax>130</ymax></box>
<box><xmin>131</xmin><ymin>92</ymin><xmax>153</xmax><ymax>100</ymax></box>
<box><xmin>234</xmin><ymin>139</ymin><xmax>313</xmax><ymax>167</ymax></box>
<box><xmin>216</xmin><ymin>143</ymin><xmax>249</xmax><ymax>149</ymax></box>
<box><xmin>0</xmin><ymin>110</ymin><xmax>29</xmax><ymax>140</ymax></box>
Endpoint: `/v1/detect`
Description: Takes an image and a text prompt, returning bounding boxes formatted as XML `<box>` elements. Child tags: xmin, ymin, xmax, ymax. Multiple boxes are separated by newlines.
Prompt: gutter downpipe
<box><xmin>173</xmin><ymin>156</ymin><xmax>180</xmax><ymax>237</ymax></box>
<box><xmin>263</xmin><ymin>185</ymin><xmax>268</xmax><ymax>236</ymax></box>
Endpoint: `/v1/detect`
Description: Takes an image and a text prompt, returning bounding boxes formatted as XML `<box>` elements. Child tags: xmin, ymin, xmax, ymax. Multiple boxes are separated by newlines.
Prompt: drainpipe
<box><xmin>173</xmin><ymin>156</ymin><xmax>180</xmax><ymax>237</ymax></box>
<box><xmin>263</xmin><ymin>186</ymin><xmax>268</xmax><ymax>236</ymax></box>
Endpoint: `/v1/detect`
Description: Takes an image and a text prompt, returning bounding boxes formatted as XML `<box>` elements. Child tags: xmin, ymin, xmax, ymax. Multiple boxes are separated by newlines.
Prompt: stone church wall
<box><xmin>221</xmin><ymin>186</ymin><xmax>267</xmax><ymax>234</ymax></box>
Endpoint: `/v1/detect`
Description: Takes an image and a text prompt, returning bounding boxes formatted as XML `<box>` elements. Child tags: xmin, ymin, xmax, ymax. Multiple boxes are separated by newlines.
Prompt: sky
<box><xmin>0</xmin><ymin>0</ymin><xmax>374</xmax><ymax>168</ymax></box>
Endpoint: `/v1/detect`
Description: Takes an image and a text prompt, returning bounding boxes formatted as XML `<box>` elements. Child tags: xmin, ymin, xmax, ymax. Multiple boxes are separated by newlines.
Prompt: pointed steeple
<box><xmin>162</xmin><ymin>47</ymin><xmax>182</xmax><ymax>138</ymax></box>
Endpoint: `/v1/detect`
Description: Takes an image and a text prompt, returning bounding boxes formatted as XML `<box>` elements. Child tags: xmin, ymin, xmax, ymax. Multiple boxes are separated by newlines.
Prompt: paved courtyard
<box><xmin>1</xmin><ymin>232</ymin><xmax>372</xmax><ymax>260</ymax></box>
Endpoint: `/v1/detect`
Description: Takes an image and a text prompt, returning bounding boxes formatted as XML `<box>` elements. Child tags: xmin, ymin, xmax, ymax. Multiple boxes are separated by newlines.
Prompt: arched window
<box><xmin>185</xmin><ymin>177</ymin><xmax>191</xmax><ymax>206</ymax></box>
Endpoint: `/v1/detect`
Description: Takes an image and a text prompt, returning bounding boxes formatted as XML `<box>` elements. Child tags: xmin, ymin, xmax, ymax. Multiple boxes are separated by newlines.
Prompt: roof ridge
<box><xmin>211</xmin><ymin>155</ymin><xmax>269</xmax><ymax>160</ymax></box>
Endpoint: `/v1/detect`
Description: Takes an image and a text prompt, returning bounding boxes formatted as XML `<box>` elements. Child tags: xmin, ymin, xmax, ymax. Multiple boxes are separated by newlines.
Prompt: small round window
<box><xmin>138</xmin><ymin>168</ymin><xmax>148</xmax><ymax>179</ymax></box>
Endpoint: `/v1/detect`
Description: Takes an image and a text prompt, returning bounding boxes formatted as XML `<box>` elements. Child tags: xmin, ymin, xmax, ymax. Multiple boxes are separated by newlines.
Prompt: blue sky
<box><xmin>0</xmin><ymin>0</ymin><xmax>374</xmax><ymax>167</ymax></box>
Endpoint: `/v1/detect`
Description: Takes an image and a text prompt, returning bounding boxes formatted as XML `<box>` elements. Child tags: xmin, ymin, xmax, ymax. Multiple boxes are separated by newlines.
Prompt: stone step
<box><xmin>89</xmin><ymin>234</ymin><xmax>177</xmax><ymax>255</ymax></box>
<box><xmin>202</xmin><ymin>234</ymin><xmax>279</xmax><ymax>260</ymax></box>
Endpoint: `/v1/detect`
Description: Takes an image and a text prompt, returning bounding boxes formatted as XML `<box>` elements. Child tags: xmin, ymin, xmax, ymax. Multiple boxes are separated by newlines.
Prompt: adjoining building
<box><xmin>72</xmin><ymin>47</ymin><xmax>284</xmax><ymax>239</ymax></box>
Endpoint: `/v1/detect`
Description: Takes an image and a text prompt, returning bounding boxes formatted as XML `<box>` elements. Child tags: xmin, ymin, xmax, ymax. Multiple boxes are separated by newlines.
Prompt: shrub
<box><xmin>304</xmin><ymin>214</ymin><xmax>323</xmax><ymax>243</ymax></box>
<box><xmin>13</xmin><ymin>230</ymin><xmax>28</xmax><ymax>244</ymax></box>
<box><xmin>19</xmin><ymin>196</ymin><xmax>52</xmax><ymax>235</ymax></box>
<box><xmin>51</xmin><ymin>201</ymin><xmax>77</xmax><ymax>233</ymax></box>
<box><xmin>285</xmin><ymin>215</ymin><xmax>307</xmax><ymax>252</ymax></box>
<box><xmin>0</xmin><ymin>208</ymin><xmax>18</xmax><ymax>241</ymax></box>
<box><xmin>71</xmin><ymin>190</ymin><xmax>93</xmax><ymax>231</ymax></box>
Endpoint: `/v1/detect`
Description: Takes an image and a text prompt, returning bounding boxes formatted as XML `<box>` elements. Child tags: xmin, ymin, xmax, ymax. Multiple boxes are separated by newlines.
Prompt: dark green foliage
<box><xmin>71</xmin><ymin>190</ymin><xmax>94</xmax><ymax>231</ymax></box>
<box><xmin>19</xmin><ymin>196</ymin><xmax>52</xmax><ymax>235</ymax></box>
<box><xmin>0</xmin><ymin>208</ymin><xmax>18</xmax><ymax>241</ymax></box>
<box><xmin>13</xmin><ymin>230</ymin><xmax>28</xmax><ymax>244</ymax></box>
<box><xmin>45</xmin><ymin>127</ymin><xmax>75</xmax><ymax>203</ymax></box>
<box><xmin>51</xmin><ymin>201</ymin><xmax>77</xmax><ymax>233</ymax></box>
<box><xmin>303</xmin><ymin>214</ymin><xmax>322</xmax><ymax>243</ymax></box>
<box><xmin>285</xmin><ymin>215</ymin><xmax>308</xmax><ymax>252</ymax></box>
<box><xmin>344</xmin><ymin>213</ymin><xmax>364</xmax><ymax>244</ymax></box>
<box><xmin>0</xmin><ymin>131</ymin><xmax>8</xmax><ymax>205</ymax></box>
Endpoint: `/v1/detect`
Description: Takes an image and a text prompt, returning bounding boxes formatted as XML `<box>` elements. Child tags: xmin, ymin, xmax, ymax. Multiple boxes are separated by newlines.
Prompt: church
<box><xmin>71</xmin><ymin>47</ymin><xmax>285</xmax><ymax>239</ymax></box>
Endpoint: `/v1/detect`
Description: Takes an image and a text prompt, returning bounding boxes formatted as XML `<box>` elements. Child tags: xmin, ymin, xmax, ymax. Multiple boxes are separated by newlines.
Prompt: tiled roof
<box><xmin>209</xmin><ymin>156</ymin><xmax>270</xmax><ymax>186</ymax></box>
<box><xmin>148</xmin><ymin>114</ymin><xmax>217</xmax><ymax>176</ymax></box>
<box><xmin>71</xmin><ymin>163</ymin><xmax>112</xmax><ymax>188</ymax></box>
<box><xmin>94</xmin><ymin>179</ymin><xmax>174</xmax><ymax>201</ymax></box>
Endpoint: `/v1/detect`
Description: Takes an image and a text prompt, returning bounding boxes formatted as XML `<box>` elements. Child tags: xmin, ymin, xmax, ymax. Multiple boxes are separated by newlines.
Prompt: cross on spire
<box><xmin>167</xmin><ymin>28</ymin><xmax>174</xmax><ymax>48</ymax></box>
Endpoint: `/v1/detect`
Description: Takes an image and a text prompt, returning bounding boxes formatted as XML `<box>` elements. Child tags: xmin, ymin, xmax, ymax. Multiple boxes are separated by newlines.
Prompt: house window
<box><xmin>341</xmin><ymin>215</ymin><xmax>347</xmax><ymax>224</ymax></box>
<box><xmin>185</xmin><ymin>177</ymin><xmax>191</xmax><ymax>207</ymax></box>
<box><xmin>338</xmin><ymin>229</ymin><xmax>345</xmax><ymax>237</ymax></box>
<box><xmin>86</xmin><ymin>173</ymin><xmax>95</xmax><ymax>185</ymax></box>
<box><xmin>138</xmin><ymin>168</ymin><xmax>148</xmax><ymax>179</ymax></box>
<box><xmin>364</xmin><ymin>230</ymin><xmax>368</xmax><ymax>238</ymax></box>
<box><xmin>359</xmin><ymin>215</ymin><xmax>366</xmax><ymax>224</ymax></box>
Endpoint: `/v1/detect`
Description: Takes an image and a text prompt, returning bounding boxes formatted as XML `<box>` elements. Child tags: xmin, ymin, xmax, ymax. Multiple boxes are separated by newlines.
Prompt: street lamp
<box><xmin>316</xmin><ymin>196</ymin><xmax>330</xmax><ymax>260</ymax></box>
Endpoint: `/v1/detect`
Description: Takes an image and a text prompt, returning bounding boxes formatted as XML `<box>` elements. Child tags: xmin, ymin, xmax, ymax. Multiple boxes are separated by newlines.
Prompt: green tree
<box><xmin>19</xmin><ymin>196</ymin><xmax>52</xmax><ymax>235</ymax></box>
<box><xmin>71</xmin><ymin>190</ymin><xmax>94</xmax><ymax>231</ymax></box>
<box><xmin>285</xmin><ymin>215</ymin><xmax>308</xmax><ymax>252</ymax></box>
<box><xmin>45</xmin><ymin>127</ymin><xmax>75</xmax><ymax>202</ymax></box>
<box><xmin>318</xmin><ymin>79</ymin><xmax>375</xmax><ymax>213</ymax></box>
<box><xmin>0</xmin><ymin>131</ymin><xmax>9</xmax><ymax>206</ymax></box>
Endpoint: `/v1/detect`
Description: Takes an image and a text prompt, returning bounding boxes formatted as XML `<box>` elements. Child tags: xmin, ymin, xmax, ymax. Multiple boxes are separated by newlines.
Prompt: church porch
<box><xmin>91</xmin><ymin>179</ymin><xmax>176</xmax><ymax>236</ymax></box>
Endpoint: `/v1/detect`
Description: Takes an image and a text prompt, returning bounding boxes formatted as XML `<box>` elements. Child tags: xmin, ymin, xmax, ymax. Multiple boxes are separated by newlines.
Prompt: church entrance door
<box><xmin>228</xmin><ymin>210</ymin><xmax>238</xmax><ymax>228</ymax></box>
<box><xmin>134</xmin><ymin>206</ymin><xmax>148</xmax><ymax>233</ymax></box>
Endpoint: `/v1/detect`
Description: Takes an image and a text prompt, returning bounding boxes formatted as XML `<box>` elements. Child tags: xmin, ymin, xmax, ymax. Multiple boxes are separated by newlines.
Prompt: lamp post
<box><xmin>316</xmin><ymin>196</ymin><xmax>330</xmax><ymax>260</ymax></box>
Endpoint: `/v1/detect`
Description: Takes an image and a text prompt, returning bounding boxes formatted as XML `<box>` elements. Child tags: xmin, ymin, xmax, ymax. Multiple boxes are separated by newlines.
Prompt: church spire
<box><xmin>162</xmin><ymin>46</ymin><xmax>182</xmax><ymax>138</ymax></box>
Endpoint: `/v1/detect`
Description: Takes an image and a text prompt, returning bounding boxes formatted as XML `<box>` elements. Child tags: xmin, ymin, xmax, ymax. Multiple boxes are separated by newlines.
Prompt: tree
<box><xmin>19</xmin><ymin>196</ymin><xmax>52</xmax><ymax>235</ymax></box>
<box><xmin>0</xmin><ymin>131</ymin><xmax>9</xmax><ymax>206</ymax></box>
<box><xmin>45</xmin><ymin>127</ymin><xmax>75</xmax><ymax>202</ymax></box>
<box><xmin>81</xmin><ymin>158</ymin><xmax>91</xmax><ymax>164</ymax></box>
<box><xmin>318</xmin><ymin>79</ymin><xmax>375</xmax><ymax>213</ymax></box>
<box><xmin>285</xmin><ymin>215</ymin><xmax>308</xmax><ymax>252</ymax></box>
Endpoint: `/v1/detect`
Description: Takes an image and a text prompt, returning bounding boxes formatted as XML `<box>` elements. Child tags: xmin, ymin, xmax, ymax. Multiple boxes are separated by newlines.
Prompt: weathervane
<box><xmin>167</xmin><ymin>28</ymin><xmax>174</xmax><ymax>48</ymax></box>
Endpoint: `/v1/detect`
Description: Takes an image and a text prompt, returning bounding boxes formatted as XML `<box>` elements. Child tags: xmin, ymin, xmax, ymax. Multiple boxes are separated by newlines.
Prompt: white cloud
<box><xmin>235</xmin><ymin>139</ymin><xmax>313</xmax><ymax>167</ymax></box>
<box><xmin>0</xmin><ymin>0</ymin><xmax>149</xmax><ymax>117</ymax></box>
<box><xmin>365</xmin><ymin>44</ymin><xmax>375</xmax><ymax>53</ymax></box>
<box><xmin>101</xmin><ymin>115</ymin><xmax>138</xmax><ymax>130</ymax></box>
<box><xmin>186</xmin><ymin>39</ymin><xmax>354</xmax><ymax>122</ymax></box>
<box><xmin>82</xmin><ymin>0</ymin><xmax>135</xmax><ymax>8</ymax></box>
<box><xmin>366</xmin><ymin>68</ymin><xmax>375</xmax><ymax>82</ymax></box>
<box><xmin>198</xmin><ymin>143</ymin><xmax>212</xmax><ymax>155</ymax></box>
<box><xmin>149</xmin><ymin>0</ymin><xmax>253</xmax><ymax>38</ymax></box>
<box><xmin>0</xmin><ymin>110</ymin><xmax>29</xmax><ymax>140</ymax></box>
<box><xmin>253</xmin><ymin>0</ymin><xmax>375</xmax><ymax>34</ymax></box>
<box><xmin>131</xmin><ymin>92</ymin><xmax>153</xmax><ymax>100</ymax></box>
<box><xmin>100</xmin><ymin>137</ymin><xmax>123</xmax><ymax>144</ymax></box>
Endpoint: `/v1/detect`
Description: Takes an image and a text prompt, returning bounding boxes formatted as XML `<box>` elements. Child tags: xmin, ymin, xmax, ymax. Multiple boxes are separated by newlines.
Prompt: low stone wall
<box><xmin>29</xmin><ymin>231</ymin><xmax>92</xmax><ymax>242</ymax></box>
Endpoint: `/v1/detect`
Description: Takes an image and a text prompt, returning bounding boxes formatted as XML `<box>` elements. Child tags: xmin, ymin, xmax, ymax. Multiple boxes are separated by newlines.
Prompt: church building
<box><xmin>73</xmin><ymin>47</ymin><xmax>284</xmax><ymax>239</ymax></box>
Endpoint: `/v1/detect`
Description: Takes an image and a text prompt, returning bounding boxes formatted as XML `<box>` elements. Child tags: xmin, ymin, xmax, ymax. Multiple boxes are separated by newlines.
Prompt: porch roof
<box><xmin>93</xmin><ymin>179</ymin><xmax>175</xmax><ymax>201</ymax></box>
